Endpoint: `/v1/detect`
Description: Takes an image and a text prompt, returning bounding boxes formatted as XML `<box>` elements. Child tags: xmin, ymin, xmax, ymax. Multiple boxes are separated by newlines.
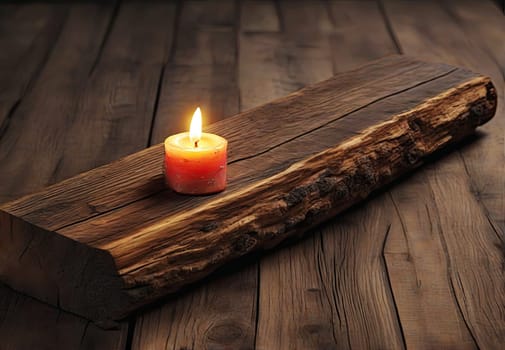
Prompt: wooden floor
<box><xmin>0</xmin><ymin>1</ymin><xmax>503</xmax><ymax>349</ymax></box>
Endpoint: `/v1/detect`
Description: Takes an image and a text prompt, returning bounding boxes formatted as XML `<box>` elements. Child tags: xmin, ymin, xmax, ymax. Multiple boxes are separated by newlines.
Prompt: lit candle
<box><xmin>164</xmin><ymin>107</ymin><xmax>227</xmax><ymax>195</ymax></box>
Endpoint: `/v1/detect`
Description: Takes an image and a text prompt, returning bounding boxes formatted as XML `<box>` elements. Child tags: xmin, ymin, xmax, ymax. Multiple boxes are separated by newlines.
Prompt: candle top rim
<box><xmin>164</xmin><ymin>132</ymin><xmax>227</xmax><ymax>151</ymax></box>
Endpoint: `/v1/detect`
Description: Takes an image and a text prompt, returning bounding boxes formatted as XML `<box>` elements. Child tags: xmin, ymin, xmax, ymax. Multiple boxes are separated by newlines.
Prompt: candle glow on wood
<box><xmin>164</xmin><ymin>107</ymin><xmax>227</xmax><ymax>195</ymax></box>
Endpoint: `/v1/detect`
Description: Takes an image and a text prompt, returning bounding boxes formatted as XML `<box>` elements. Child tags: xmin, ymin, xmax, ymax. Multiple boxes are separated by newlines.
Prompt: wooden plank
<box><xmin>51</xmin><ymin>1</ymin><xmax>176</xmax><ymax>179</ymax></box>
<box><xmin>327</xmin><ymin>1</ymin><xmax>483</xmax><ymax>348</ymax></box>
<box><xmin>442</xmin><ymin>0</ymin><xmax>505</xmax><ymax>233</ymax></box>
<box><xmin>242</xmin><ymin>2</ymin><xmax>337</xmax><ymax>348</ymax></box>
<box><xmin>0</xmin><ymin>283</ymin><xmax>128</xmax><ymax>350</ymax></box>
<box><xmin>383</xmin><ymin>1</ymin><xmax>505</xmax><ymax>347</ymax></box>
<box><xmin>55</xmin><ymin>60</ymin><xmax>467</xmax><ymax>245</ymax></box>
<box><xmin>444</xmin><ymin>0</ymin><xmax>505</xmax><ymax>76</ymax></box>
<box><xmin>0</xmin><ymin>3</ymin><xmax>66</xmax><ymax>136</ymax></box>
<box><xmin>150</xmin><ymin>0</ymin><xmax>239</xmax><ymax>142</ymax></box>
<box><xmin>0</xmin><ymin>55</ymin><xmax>496</xmax><ymax>325</ymax></box>
<box><xmin>132</xmin><ymin>2</ymin><xmax>258</xmax><ymax>349</ymax></box>
<box><xmin>385</xmin><ymin>176</ymin><xmax>479</xmax><ymax>349</ymax></box>
<box><xmin>328</xmin><ymin>0</ymin><xmax>398</xmax><ymax>71</ymax></box>
<box><xmin>240</xmin><ymin>0</ymin><xmax>280</xmax><ymax>33</ymax></box>
<box><xmin>0</xmin><ymin>3</ymin><xmax>130</xmax><ymax>348</ymax></box>
<box><xmin>384</xmin><ymin>0</ymin><xmax>504</xmax><ymax>230</ymax></box>
<box><xmin>253</xmin><ymin>1</ymin><xmax>403</xmax><ymax>347</ymax></box>
<box><xmin>311</xmin><ymin>1</ymin><xmax>404</xmax><ymax>348</ymax></box>
<box><xmin>4</xmin><ymin>55</ymin><xmax>450</xmax><ymax>230</ymax></box>
<box><xmin>0</xmin><ymin>3</ymin><xmax>112</xmax><ymax>202</ymax></box>
<box><xmin>279</xmin><ymin>0</ymin><xmax>333</xmax><ymax>34</ymax></box>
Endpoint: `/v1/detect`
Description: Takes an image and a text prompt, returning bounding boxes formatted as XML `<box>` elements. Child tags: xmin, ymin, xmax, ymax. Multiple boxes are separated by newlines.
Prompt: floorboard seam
<box><xmin>381</xmin><ymin>223</ymin><xmax>408</xmax><ymax>350</ymax></box>
<box><xmin>167</xmin><ymin>0</ymin><xmax>183</xmax><ymax>65</ymax></box>
<box><xmin>147</xmin><ymin>63</ymin><xmax>166</xmax><ymax>148</ymax></box>
<box><xmin>316</xmin><ymin>233</ymin><xmax>339</xmax><ymax>347</ymax></box>
<box><xmin>124</xmin><ymin>318</ymin><xmax>136</xmax><ymax>350</ymax></box>
<box><xmin>377</xmin><ymin>0</ymin><xmax>404</xmax><ymax>55</ymax></box>
<box><xmin>79</xmin><ymin>320</ymin><xmax>90</xmax><ymax>348</ymax></box>
<box><xmin>273</xmin><ymin>0</ymin><xmax>284</xmax><ymax>33</ymax></box>
<box><xmin>88</xmin><ymin>0</ymin><xmax>122</xmax><ymax>77</ymax></box>
<box><xmin>253</xmin><ymin>262</ymin><xmax>260</xmax><ymax>349</ymax></box>
<box><xmin>457</xmin><ymin>151</ymin><xmax>504</xmax><ymax>240</ymax></box>
<box><xmin>440</xmin><ymin>0</ymin><xmax>505</xmax><ymax>81</ymax></box>
<box><xmin>0</xmin><ymin>5</ymin><xmax>67</xmax><ymax>142</ymax></box>
<box><xmin>427</xmin><ymin>180</ymin><xmax>481</xmax><ymax>349</ymax></box>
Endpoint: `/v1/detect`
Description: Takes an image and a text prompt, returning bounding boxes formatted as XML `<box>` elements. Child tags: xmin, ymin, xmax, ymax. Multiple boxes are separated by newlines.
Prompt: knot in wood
<box><xmin>201</xmin><ymin>222</ymin><xmax>218</xmax><ymax>232</ymax></box>
<box><xmin>405</xmin><ymin>147</ymin><xmax>423</xmax><ymax>165</ymax></box>
<box><xmin>232</xmin><ymin>232</ymin><xmax>257</xmax><ymax>254</ymax></box>
<box><xmin>332</xmin><ymin>181</ymin><xmax>350</xmax><ymax>201</ymax></box>
<box><xmin>470</xmin><ymin>104</ymin><xmax>484</xmax><ymax>118</ymax></box>
<box><xmin>407</xmin><ymin>117</ymin><xmax>423</xmax><ymax>132</ymax></box>
<box><xmin>305</xmin><ymin>201</ymin><xmax>332</xmax><ymax>223</ymax></box>
<box><xmin>485</xmin><ymin>82</ymin><xmax>497</xmax><ymax>101</ymax></box>
<box><xmin>284</xmin><ymin>183</ymin><xmax>319</xmax><ymax>207</ymax></box>
<box><xmin>316</xmin><ymin>174</ymin><xmax>338</xmax><ymax>194</ymax></box>
<box><xmin>357</xmin><ymin>164</ymin><xmax>377</xmax><ymax>187</ymax></box>
<box><xmin>286</xmin><ymin>214</ymin><xmax>306</xmax><ymax>229</ymax></box>
<box><xmin>205</xmin><ymin>322</ymin><xmax>245</xmax><ymax>345</ymax></box>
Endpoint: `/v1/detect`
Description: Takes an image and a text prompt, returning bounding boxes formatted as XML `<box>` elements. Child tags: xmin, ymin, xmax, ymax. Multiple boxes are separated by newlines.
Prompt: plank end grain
<box><xmin>0</xmin><ymin>210</ymin><xmax>134</xmax><ymax>326</ymax></box>
<box><xmin>0</xmin><ymin>56</ymin><xmax>498</xmax><ymax>324</ymax></box>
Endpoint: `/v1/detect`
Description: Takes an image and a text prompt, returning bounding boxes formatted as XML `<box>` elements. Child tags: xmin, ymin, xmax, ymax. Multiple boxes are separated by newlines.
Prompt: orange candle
<box><xmin>164</xmin><ymin>107</ymin><xmax>227</xmax><ymax>194</ymax></box>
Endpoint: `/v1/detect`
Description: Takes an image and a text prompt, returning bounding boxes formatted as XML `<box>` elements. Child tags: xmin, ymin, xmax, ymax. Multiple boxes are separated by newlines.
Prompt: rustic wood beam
<box><xmin>0</xmin><ymin>56</ymin><xmax>497</xmax><ymax>325</ymax></box>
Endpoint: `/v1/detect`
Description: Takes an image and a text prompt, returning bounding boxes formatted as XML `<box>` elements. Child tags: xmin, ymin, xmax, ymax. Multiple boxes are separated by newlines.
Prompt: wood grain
<box><xmin>385</xmin><ymin>0</ymin><xmax>504</xmax><ymax>233</ymax></box>
<box><xmin>327</xmin><ymin>0</ymin><xmax>398</xmax><ymax>71</ymax></box>
<box><xmin>442</xmin><ymin>0</ymin><xmax>505</xmax><ymax>233</ymax></box>
<box><xmin>383</xmin><ymin>0</ymin><xmax>504</xmax><ymax>347</ymax></box>
<box><xmin>0</xmin><ymin>3</ymin><xmax>66</xmax><ymax>144</ymax></box>
<box><xmin>242</xmin><ymin>2</ymin><xmax>337</xmax><ymax>349</ymax></box>
<box><xmin>385</xmin><ymin>176</ymin><xmax>478</xmax><ymax>349</ymax></box>
<box><xmin>250</xmin><ymin>1</ymin><xmax>402</xmax><ymax>348</ymax></box>
<box><xmin>133</xmin><ymin>2</ymin><xmax>258</xmax><ymax>349</ymax></box>
<box><xmin>0</xmin><ymin>2</ymin><xmax>129</xmax><ymax>349</ymax></box>
<box><xmin>0</xmin><ymin>3</ymin><xmax>112</xmax><ymax>201</ymax></box>
<box><xmin>0</xmin><ymin>55</ymin><xmax>497</xmax><ymax>324</ymax></box>
<box><xmin>51</xmin><ymin>1</ymin><xmax>176</xmax><ymax>179</ymax></box>
<box><xmin>3</xmin><ymin>55</ymin><xmax>460</xmax><ymax>230</ymax></box>
<box><xmin>0</xmin><ymin>2</ymin><xmax>503</xmax><ymax>349</ymax></box>
<box><xmin>0</xmin><ymin>283</ymin><xmax>128</xmax><ymax>350</ymax></box>
<box><xmin>315</xmin><ymin>1</ymin><xmax>405</xmax><ymax>348</ymax></box>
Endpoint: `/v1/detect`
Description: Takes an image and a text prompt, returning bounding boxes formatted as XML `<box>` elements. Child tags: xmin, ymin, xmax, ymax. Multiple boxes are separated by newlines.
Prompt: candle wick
<box><xmin>194</xmin><ymin>140</ymin><xmax>199</xmax><ymax>148</ymax></box>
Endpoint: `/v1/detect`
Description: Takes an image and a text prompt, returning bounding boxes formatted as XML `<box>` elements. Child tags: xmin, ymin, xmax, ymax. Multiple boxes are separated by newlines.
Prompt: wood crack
<box><xmin>381</xmin><ymin>223</ymin><xmax>408</xmax><ymax>350</ymax></box>
<box><xmin>0</xmin><ymin>99</ymin><xmax>21</xmax><ymax>142</ymax></box>
<box><xmin>79</xmin><ymin>321</ymin><xmax>90</xmax><ymax>347</ymax></box>
<box><xmin>427</xmin><ymin>181</ymin><xmax>481</xmax><ymax>349</ymax></box>
<box><xmin>18</xmin><ymin>230</ymin><xmax>35</xmax><ymax>261</ymax></box>
<box><xmin>458</xmin><ymin>151</ymin><xmax>504</xmax><ymax>240</ymax></box>
<box><xmin>229</xmin><ymin>67</ymin><xmax>459</xmax><ymax>167</ymax></box>
<box><xmin>49</xmin><ymin>61</ymin><xmax>461</xmax><ymax>237</ymax></box>
<box><xmin>316</xmin><ymin>233</ymin><xmax>341</xmax><ymax>347</ymax></box>
<box><xmin>0</xmin><ymin>56</ymin><xmax>497</xmax><ymax>323</ymax></box>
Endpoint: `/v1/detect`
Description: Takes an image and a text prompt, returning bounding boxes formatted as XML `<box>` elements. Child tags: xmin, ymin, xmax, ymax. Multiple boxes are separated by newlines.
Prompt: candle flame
<box><xmin>189</xmin><ymin>107</ymin><xmax>202</xmax><ymax>147</ymax></box>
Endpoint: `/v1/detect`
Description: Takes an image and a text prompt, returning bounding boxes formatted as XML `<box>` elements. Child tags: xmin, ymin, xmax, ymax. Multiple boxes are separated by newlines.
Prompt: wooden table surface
<box><xmin>0</xmin><ymin>1</ymin><xmax>503</xmax><ymax>349</ymax></box>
